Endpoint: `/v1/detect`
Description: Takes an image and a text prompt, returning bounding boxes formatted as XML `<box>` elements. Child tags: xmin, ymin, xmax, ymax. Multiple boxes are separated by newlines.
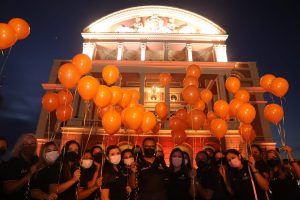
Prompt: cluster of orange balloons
<box><xmin>0</xmin><ymin>18</ymin><xmax>30</xmax><ymax>50</ymax></box>
<box><xmin>260</xmin><ymin>74</ymin><xmax>287</xmax><ymax>126</ymax></box>
<box><xmin>182</xmin><ymin>64</ymin><xmax>201</xmax><ymax>105</ymax></box>
<box><xmin>58</xmin><ymin>53</ymin><xmax>92</xmax><ymax>89</ymax></box>
<box><xmin>96</xmin><ymin>89</ymin><xmax>158</xmax><ymax>135</ymax></box>
<box><xmin>260</xmin><ymin>74</ymin><xmax>289</xmax><ymax>98</ymax></box>
<box><xmin>42</xmin><ymin>90</ymin><xmax>74</xmax><ymax>122</ymax></box>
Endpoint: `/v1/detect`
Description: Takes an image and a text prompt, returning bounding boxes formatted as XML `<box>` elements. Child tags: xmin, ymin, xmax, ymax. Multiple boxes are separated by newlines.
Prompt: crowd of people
<box><xmin>0</xmin><ymin>133</ymin><xmax>299</xmax><ymax>200</ymax></box>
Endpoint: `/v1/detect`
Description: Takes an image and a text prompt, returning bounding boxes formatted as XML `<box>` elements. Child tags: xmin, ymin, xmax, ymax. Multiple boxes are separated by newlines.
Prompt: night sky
<box><xmin>1</xmin><ymin>0</ymin><xmax>300</xmax><ymax>158</ymax></box>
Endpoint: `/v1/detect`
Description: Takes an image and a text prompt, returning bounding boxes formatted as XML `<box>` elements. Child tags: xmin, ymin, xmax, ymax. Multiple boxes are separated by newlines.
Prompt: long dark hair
<box><xmin>169</xmin><ymin>148</ymin><xmax>187</xmax><ymax>172</ymax></box>
<box><xmin>182</xmin><ymin>151</ymin><xmax>192</xmax><ymax>170</ymax></box>
<box><xmin>59</xmin><ymin>140</ymin><xmax>81</xmax><ymax>180</ymax></box>
<box><xmin>103</xmin><ymin>145</ymin><xmax>121</xmax><ymax>173</ymax></box>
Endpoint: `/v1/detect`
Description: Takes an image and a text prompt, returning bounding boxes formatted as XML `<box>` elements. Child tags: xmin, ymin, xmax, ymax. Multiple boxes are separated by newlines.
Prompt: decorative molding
<box><xmin>83</xmin><ymin>6</ymin><xmax>226</xmax><ymax>35</ymax></box>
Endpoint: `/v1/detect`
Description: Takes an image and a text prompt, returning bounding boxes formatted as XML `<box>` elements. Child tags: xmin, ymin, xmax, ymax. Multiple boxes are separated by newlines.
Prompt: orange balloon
<box><xmin>229</xmin><ymin>98</ymin><xmax>244</xmax><ymax>116</ymax></box>
<box><xmin>102</xmin><ymin>110</ymin><xmax>121</xmax><ymax>135</ymax></box>
<box><xmin>110</xmin><ymin>86</ymin><xmax>123</xmax><ymax>105</ymax></box>
<box><xmin>56</xmin><ymin>104</ymin><xmax>73</xmax><ymax>122</ymax></box>
<box><xmin>235</xmin><ymin>89</ymin><xmax>250</xmax><ymax>103</ymax></box>
<box><xmin>187</xmin><ymin>109</ymin><xmax>206</xmax><ymax>130</ymax></box>
<box><xmin>42</xmin><ymin>92</ymin><xmax>59</xmax><ymax>112</ymax></box>
<box><xmin>72</xmin><ymin>53</ymin><xmax>92</xmax><ymax>75</ymax></box>
<box><xmin>152</xmin><ymin>122</ymin><xmax>161</xmax><ymax>134</ymax></box>
<box><xmin>225</xmin><ymin>77</ymin><xmax>241</xmax><ymax>94</ymax></box>
<box><xmin>210</xmin><ymin>119</ymin><xmax>228</xmax><ymax>139</ymax></box>
<box><xmin>270</xmin><ymin>77</ymin><xmax>289</xmax><ymax>98</ymax></box>
<box><xmin>102</xmin><ymin>65</ymin><xmax>120</xmax><ymax>85</ymax></box>
<box><xmin>237</xmin><ymin>103</ymin><xmax>256</xmax><ymax>124</ymax></box>
<box><xmin>186</xmin><ymin>64</ymin><xmax>201</xmax><ymax>78</ymax></box>
<box><xmin>159</xmin><ymin>73</ymin><xmax>172</xmax><ymax>87</ymax></box>
<box><xmin>239</xmin><ymin>124</ymin><xmax>256</xmax><ymax>143</ymax></box>
<box><xmin>183</xmin><ymin>76</ymin><xmax>199</xmax><ymax>88</ymax></box>
<box><xmin>130</xmin><ymin>89</ymin><xmax>140</xmax><ymax>102</ymax></box>
<box><xmin>141</xmin><ymin>112</ymin><xmax>157</xmax><ymax>133</ymax></box>
<box><xmin>172</xmin><ymin>129</ymin><xmax>187</xmax><ymax>145</ymax></box>
<box><xmin>93</xmin><ymin>85</ymin><xmax>112</xmax><ymax>108</ymax></box>
<box><xmin>77</xmin><ymin>76</ymin><xmax>99</xmax><ymax>100</ymax></box>
<box><xmin>121</xmin><ymin>107</ymin><xmax>129</xmax><ymax>127</ymax></box>
<box><xmin>176</xmin><ymin>109</ymin><xmax>188</xmax><ymax>121</ymax></box>
<box><xmin>125</xmin><ymin>107</ymin><xmax>144</xmax><ymax>130</ymax></box>
<box><xmin>203</xmin><ymin>119</ymin><xmax>210</xmax><ymax>130</ymax></box>
<box><xmin>207</xmin><ymin>111</ymin><xmax>217</xmax><ymax>122</ymax></box>
<box><xmin>57</xmin><ymin>90</ymin><xmax>73</xmax><ymax>105</ymax></box>
<box><xmin>260</xmin><ymin>74</ymin><xmax>276</xmax><ymax>92</ymax></box>
<box><xmin>97</xmin><ymin>105</ymin><xmax>113</xmax><ymax>120</ymax></box>
<box><xmin>182</xmin><ymin>85</ymin><xmax>200</xmax><ymax>105</ymax></box>
<box><xmin>213</xmin><ymin>100</ymin><xmax>230</xmax><ymax>119</ymax></box>
<box><xmin>8</xmin><ymin>18</ymin><xmax>30</xmax><ymax>40</ymax></box>
<box><xmin>169</xmin><ymin>116</ymin><xmax>187</xmax><ymax>131</ymax></box>
<box><xmin>155</xmin><ymin>102</ymin><xmax>168</xmax><ymax>119</ymax></box>
<box><xmin>193</xmin><ymin>99</ymin><xmax>205</xmax><ymax>111</ymax></box>
<box><xmin>0</xmin><ymin>23</ymin><xmax>17</xmax><ymax>49</ymax></box>
<box><xmin>263</xmin><ymin>103</ymin><xmax>284</xmax><ymax>124</ymax></box>
<box><xmin>200</xmin><ymin>89</ymin><xmax>213</xmax><ymax>104</ymax></box>
<box><xmin>127</xmin><ymin>99</ymin><xmax>139</xmax><ymax>108</ymax></box>
<box><xmin>119</xmin><ymin>89</ymin><xmax>132</xmax><ymax>108</ymax></box>
<box><xmin>58</xmin><ymin>63</ymin><xmax>81</xmax><ymax>89</ymax></box>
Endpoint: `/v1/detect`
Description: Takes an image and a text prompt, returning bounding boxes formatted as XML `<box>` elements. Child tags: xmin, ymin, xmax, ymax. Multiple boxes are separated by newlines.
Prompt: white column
<box><xmin>117</xmin><ymin>43</ymin><xmax>123</xmax><ymax>60</ymax></box>
<box><xmin>213</xmin><ymin>44</ymin><xmax>228</xmax><ymax>62</ymax></box>
<box><xmin>186</xmin><ymin>44</ymin><xmax>193</xmax><ymax>61</ymax></box>
<box><xmin>82</xmin><ymin>43</ymin><xmax>96</xmax><ymax>59</ymax></box>
<box><xmin>140</xmin><ymin>43</ymin><xmax>146</xmax><ymax>61</ymax></box>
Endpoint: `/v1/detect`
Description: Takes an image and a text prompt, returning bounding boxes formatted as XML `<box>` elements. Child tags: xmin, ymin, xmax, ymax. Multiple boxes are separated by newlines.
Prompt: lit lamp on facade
<box><xmin>148</xmin><ymin>86</ymin><xmax>160</xmax><ymax>101</ymax></box>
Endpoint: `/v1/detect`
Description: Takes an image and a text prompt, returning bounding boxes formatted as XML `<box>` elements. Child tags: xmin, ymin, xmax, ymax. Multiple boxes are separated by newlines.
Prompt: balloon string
<box><xmin>269</xmin><ymin>93</ymin><xmax>275</xmax><ymax>104</ymax></box>
<box><xmin>0</xmin><ymin>47</ymin><xmax>12</xmax><ymax>86</ymax></box>
<box><xmin>276</xmin><ymin>124</ymin><xmax>285</xmax><ymax>146</ymax></box>
<box><xmin>219</xmin><ymin>138</ymin><xmax>223</xmax><ymax>166</ymax></box>
<box><xmin>47</xmin><ymin>112</ymin><xmax>51</xmax><ymax>141</ymax></box>
<box><xmin>0</xmin><ymin>49</ymin><xmax>4</xmax><ymax>56</ymax></box>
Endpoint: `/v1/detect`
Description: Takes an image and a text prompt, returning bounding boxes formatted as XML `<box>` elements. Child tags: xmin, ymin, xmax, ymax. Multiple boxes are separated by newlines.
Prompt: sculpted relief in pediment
<box><xmin>115</xmin><ymin>15</ymin><xmax>196</xmax><ymax>34</ymax></box>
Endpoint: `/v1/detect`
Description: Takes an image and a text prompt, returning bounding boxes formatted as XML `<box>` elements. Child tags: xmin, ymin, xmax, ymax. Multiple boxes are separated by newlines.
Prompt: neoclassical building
<box><xmin>36</xmin><ymin>6</ymin><xmax>275</xmax><ymax>162</ymax></box>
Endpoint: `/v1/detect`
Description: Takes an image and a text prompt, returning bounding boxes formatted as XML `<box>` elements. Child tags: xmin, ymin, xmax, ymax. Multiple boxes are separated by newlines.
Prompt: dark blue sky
<box><xmin>1</xmin><ymin>0</ymin><xmax>300</xmax><ymax>157</ymax></box>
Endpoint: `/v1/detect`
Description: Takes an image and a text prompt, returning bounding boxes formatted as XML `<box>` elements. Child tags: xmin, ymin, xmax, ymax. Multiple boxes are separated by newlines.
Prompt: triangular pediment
<box><xmin>83</xmin><ymin>6</ymin><xmax>226</xmax><ymax>34</ymax></box>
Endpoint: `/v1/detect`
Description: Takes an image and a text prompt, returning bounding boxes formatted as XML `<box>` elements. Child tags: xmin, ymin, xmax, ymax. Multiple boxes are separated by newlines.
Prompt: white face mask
<box><xmin>229</xmin><ymin>157</ymin><xmax>242</xmax><ymax>168</ymax></box>
<box><xmin>110</xmin><ymin>154</ymin><xmax>121</xmax><ymax>165</ymax></box>
<box><xmin>45</xmin><ymin>151</ymin><xmax>59</xmax><ymax>164</ymax></box>
<box><xmin>81</xmin><ymin>159</ymin><xmax>93</xmax><ymax>169</ymax></box>
<box><xmin>124</xmin><ymin>157</ymin><xmax>134</xmax><ymax>166</ymax></box>
<box><xmin>172</xmin><ymin>157</ymin><xmax>183</xmax><ymax>167</ymax></box>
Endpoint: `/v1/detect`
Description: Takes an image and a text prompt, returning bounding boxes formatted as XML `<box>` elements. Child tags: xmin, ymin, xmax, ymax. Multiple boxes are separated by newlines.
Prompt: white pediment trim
<box><xmin>83</xmin><ymin>5</ymin><xmax>226</xmax><ymax>35</ymax></box>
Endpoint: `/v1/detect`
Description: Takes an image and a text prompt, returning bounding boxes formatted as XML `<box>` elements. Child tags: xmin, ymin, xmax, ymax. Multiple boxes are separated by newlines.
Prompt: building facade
<box><xmin>36</xmin><ymin>6</ymin><xmax>275</xmax><ymax>163</ymax></box>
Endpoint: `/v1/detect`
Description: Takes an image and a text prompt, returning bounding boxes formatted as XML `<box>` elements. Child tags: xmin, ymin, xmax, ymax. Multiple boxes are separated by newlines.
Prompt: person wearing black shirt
<box><xmin>101</xmin><ymin>145</ymin><xmax>133</xmax><ymax>200</ymax></box>
<box><xmin>221</xmin><ymin>149</ymin><xmax>269</xmax><ymax>200</ymax></box>
<box><xmin>2</xmin><ymin>133</ymin><xmax>40</xmax><ymax>200</ymax></box>
<box><xmin>0</xmin><ymin>135</ymin><xmax>7</xmax><ymax>164</ymax></box>
<box><xmin>266</xmin><ymin>147</ymin><xmax>300</xmax><ymax>200</ymax></box>
<box><xmin>138</xmin><ymin>137</ymin><xmax>168</xmax><ymax>200</ymax></box>
<box><xmin>78</xmin><ymin>150</ymin><xmax>102</xmax><ymax>200</ymax></box>
<box><xmin>0</xmin><ymin>135</ymin><xmax>8</xmax><ymax>198</ymax></box>
<box><xmin>30</xmin><ymin>141</ymin><xmax>59</xmax><ymax>200</ymax></box>
<box><xmin>121</xmin><ymin>148</ymin><xmax>138</xmax><ymax>200</ymax></box>
<box><xmin>194</xmin><ymin>151</ymin><xmax>215</xmax><ymax>200</ymax></box>
<box><xmin>48</xmin><ymin>140</ymin><xmax>81</xmax><ymax>200</ymax></box>
<box><xmin>167</xmin><ymin>148</ymin><xmax>193</xmax><ymax>200</ymax></box>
